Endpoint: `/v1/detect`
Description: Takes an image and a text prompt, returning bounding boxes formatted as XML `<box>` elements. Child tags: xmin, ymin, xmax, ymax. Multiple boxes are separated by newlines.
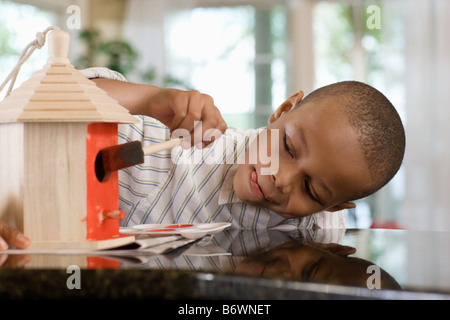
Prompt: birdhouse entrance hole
<box><xmin>95</xmin><ymin>150</ymin><xmax>110</xmax><ymax>182</ymax></box>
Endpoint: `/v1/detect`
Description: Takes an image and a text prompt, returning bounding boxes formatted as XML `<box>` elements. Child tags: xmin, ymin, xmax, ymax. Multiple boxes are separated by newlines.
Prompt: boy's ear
<box><xmin>326</xmin><ymin>202</ymin><xmax>356</xmax><ymax>212</ymax></box>
<box><xmin>268</xmin><ymin>90</ymin><xmax>304</xmax><ymax>124</ymax></box>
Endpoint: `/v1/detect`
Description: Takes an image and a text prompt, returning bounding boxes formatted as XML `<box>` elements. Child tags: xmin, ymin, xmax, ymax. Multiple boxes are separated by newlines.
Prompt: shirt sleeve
<box><xmin>79</xmin><ymin>67</ymin><xmax>127</xmax><ymax>82</ymax></box>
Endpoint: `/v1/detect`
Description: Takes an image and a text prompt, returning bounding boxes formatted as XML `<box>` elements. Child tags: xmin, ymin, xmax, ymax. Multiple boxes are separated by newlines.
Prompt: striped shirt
<box><xmin>81</xmin><ymin>68</ymin><xmax>346</xmax><ymax>230</ymax></box>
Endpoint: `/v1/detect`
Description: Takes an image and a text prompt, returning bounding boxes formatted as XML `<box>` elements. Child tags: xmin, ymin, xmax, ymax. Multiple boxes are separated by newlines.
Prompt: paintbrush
<box><xmin>96</xmin><ymin>138</ymin><xmax>183</xmax><ymax>181</ymax></box>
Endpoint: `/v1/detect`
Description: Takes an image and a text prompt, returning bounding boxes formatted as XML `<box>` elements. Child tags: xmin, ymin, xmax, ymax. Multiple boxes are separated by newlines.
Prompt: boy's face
<box><xmin>233</xmin><ymin>92</ymin><xmax>373</xmax><ymax>219</ymax></box>
<box><xmin>235</xmin><ymin>241</ymin><xmax>356</xmax><ymax>282</ymax></box>
<box><xmin>235</xmin><ymin>241</ymin><xmax>378</xmax><ymax>287</ymax></box>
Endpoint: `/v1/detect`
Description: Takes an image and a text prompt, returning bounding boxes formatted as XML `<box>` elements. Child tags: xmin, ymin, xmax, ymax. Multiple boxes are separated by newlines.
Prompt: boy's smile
<box><xmin>249</xmin><ymin>170</ymin><xmax>265</xmax><ymax>200</ymax></box>
<box><xmin>233</xmin><ymin>93</ymin><xmax>374</xmax><ymax>219</ymax></box>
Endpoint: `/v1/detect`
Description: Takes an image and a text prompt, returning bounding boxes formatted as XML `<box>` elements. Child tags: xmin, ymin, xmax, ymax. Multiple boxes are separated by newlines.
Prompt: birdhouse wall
<box><xmin>23</xmin><ymin>122</ymin><xmax>88</xmax><ymax>242</ymax></box>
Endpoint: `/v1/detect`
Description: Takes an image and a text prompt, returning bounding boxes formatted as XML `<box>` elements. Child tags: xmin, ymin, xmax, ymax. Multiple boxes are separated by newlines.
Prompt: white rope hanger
<box><xmin>0</xmin><ymin>25</ymin><xmax>60</xmax><ymax>98</ymax></box>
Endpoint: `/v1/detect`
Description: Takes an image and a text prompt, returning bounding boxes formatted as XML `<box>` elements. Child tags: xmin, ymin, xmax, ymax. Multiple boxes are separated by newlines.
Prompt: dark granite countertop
<box><xmin>1</xmin><ymin>229</ymin><xmax>449</xmax><ymax>300</ymax></box>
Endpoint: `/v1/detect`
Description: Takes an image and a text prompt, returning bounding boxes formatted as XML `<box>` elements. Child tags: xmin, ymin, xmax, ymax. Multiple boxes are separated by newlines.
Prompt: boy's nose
<box><xmin>272</xmin><ymin>164</ymin><xmax>301</xmax><ymax>194</ymax></box>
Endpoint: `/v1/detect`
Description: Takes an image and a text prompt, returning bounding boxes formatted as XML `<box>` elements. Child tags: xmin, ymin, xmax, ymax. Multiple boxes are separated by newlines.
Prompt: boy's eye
<box><xmin>304</xmin><ymin>180</ymin><xmax>320</xmax><ymax>204</ymax></box>
<box><xmin>283</xmin><ymin>134</ymin><xmax>293</xmax><ymax>157</ymax></box>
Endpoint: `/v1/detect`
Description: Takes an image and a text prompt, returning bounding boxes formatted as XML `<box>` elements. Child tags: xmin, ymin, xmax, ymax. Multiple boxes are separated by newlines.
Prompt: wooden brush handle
<box><xmin>142</xmin><ymin>138</ymin><xmax>183</xmax><ymax>155</ymax></box>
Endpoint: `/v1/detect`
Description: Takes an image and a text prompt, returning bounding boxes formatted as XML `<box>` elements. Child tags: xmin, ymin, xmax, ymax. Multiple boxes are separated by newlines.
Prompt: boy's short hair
<box><xmin>297</xmin><ymin>81</ymin><xmax>406</xmax><ymax>200</ymax></box>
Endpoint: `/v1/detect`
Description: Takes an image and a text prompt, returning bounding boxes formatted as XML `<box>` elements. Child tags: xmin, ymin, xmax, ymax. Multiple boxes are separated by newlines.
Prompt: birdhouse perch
<box><xmin>0</xmin><ymin>29</ymin><xmax>137</xmax><ymax>249</ymax></box>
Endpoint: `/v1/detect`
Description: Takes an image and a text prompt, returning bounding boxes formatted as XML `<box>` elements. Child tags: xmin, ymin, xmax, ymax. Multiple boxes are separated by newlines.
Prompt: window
<box><xmin>165</xmin><ymin>5</ymin><xmax>287</xmax><ymax>129</ymax></box>
<box><xmin>0</xmin><ymin>0</ymin><xmax>56</xmax><ymax>99</ymax></box>
<box><xmin>313</xmin><ymin>1</ymin><xmax>406</xmax><ymax>228</ymax></box>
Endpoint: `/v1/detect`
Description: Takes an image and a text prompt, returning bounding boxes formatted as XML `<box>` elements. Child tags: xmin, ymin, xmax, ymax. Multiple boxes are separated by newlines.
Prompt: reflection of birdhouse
<box><xmin>0</xmin><ymin>30</ymin><xmax>137</xmax><ymax>249</ymax></box>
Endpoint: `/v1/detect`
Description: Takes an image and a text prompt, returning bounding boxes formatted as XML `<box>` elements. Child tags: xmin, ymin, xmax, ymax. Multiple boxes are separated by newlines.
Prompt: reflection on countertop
<box><xmin>0</xmin><ymin>228</ymin><xmax>449</xmax><ymax>299</ymax></box>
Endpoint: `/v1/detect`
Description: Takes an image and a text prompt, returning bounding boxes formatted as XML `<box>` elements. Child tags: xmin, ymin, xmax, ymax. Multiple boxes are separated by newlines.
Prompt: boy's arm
<box><xmin>93</xmin><ymin>78</ymin><xmax>227</xmax><ymax>147</ymax></box>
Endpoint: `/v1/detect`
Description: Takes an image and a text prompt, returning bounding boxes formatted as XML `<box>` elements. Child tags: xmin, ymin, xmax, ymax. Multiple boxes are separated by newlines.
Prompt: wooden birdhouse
<box><xmin>0</xmin><ymin>29</ymin><xmax>137</xmax><ymax>249</ymax></box>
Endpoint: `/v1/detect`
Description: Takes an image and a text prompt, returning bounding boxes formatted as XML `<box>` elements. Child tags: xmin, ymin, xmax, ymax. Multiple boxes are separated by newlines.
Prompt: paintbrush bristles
<box><xmin>97</xmin><ymin>138</ymin><xmax>183</xmax><ymax>181</ymax></box>
<box><xmin>97</xmin><ymin>141</ymin><xmax>144</xmax><ymax>180</ymax></box>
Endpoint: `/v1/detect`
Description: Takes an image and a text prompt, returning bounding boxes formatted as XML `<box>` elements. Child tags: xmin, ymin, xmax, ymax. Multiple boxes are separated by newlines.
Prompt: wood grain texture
<box><xmin>24</xmin><ymin>123</ymin><xmax>87</xmax><ymax>242</ymax></box>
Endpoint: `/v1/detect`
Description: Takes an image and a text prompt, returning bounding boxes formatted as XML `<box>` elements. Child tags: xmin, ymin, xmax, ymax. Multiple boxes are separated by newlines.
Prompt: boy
<box><xmin>235</xmin><ymin>235</ymin><xmax>401</xmax><ymax>289</ymax></box>
<box><xmin>0</xmin><ymin>68</ymin><xmax>405</xmax><ymax>249</ymax></box>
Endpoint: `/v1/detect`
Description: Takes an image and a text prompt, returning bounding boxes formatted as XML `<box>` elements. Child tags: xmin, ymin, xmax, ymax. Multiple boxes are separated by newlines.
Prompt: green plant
<box><xmin>76</xmin><ymin>29</ymin><xmax>137</xmax><ymax>77</ymax></box>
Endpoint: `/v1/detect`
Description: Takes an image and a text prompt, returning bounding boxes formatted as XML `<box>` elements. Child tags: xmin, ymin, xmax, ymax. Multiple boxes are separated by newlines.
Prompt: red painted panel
<box><xmin>85</xmin><ymin>123</ymin><xmax>120</xmax><ymax>240</ymax></box>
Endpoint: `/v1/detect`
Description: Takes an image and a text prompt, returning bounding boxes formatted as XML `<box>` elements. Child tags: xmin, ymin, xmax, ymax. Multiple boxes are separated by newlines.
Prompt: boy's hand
<box><xmin>0</xmin><ymin>219</ymin><xmax>30</xmax><ymax>250</ymax></box>
<box><xmin>147</xmin><ymin>88</ymin><xmax>227</xmax><ymax>148</ymax></box>
<box><xmin>92</xmin><ymin>79</ymin><xmax>227</xmax><ymax>148</ymax></box>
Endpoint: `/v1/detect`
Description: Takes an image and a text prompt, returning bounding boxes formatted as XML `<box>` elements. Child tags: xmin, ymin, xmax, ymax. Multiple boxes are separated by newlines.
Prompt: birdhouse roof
<box><xmin>0</xmin><ymin>30</ymin><xmax>138</xmax><ymax>124</ymax></box>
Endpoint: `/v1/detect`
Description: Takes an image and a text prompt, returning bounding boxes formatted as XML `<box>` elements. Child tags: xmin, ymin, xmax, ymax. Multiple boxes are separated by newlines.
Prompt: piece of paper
<box><xmin>4</xmin><ymin>235</ymin><xmax>193</xmax><ymax>256</ymax></box>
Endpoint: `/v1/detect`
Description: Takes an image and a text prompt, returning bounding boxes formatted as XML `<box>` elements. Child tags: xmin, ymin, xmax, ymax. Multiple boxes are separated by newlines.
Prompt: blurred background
<box><xmin>1</xmin><ymin>0</ymin><xmax>449</xmax><ymax>231</ymax></box>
